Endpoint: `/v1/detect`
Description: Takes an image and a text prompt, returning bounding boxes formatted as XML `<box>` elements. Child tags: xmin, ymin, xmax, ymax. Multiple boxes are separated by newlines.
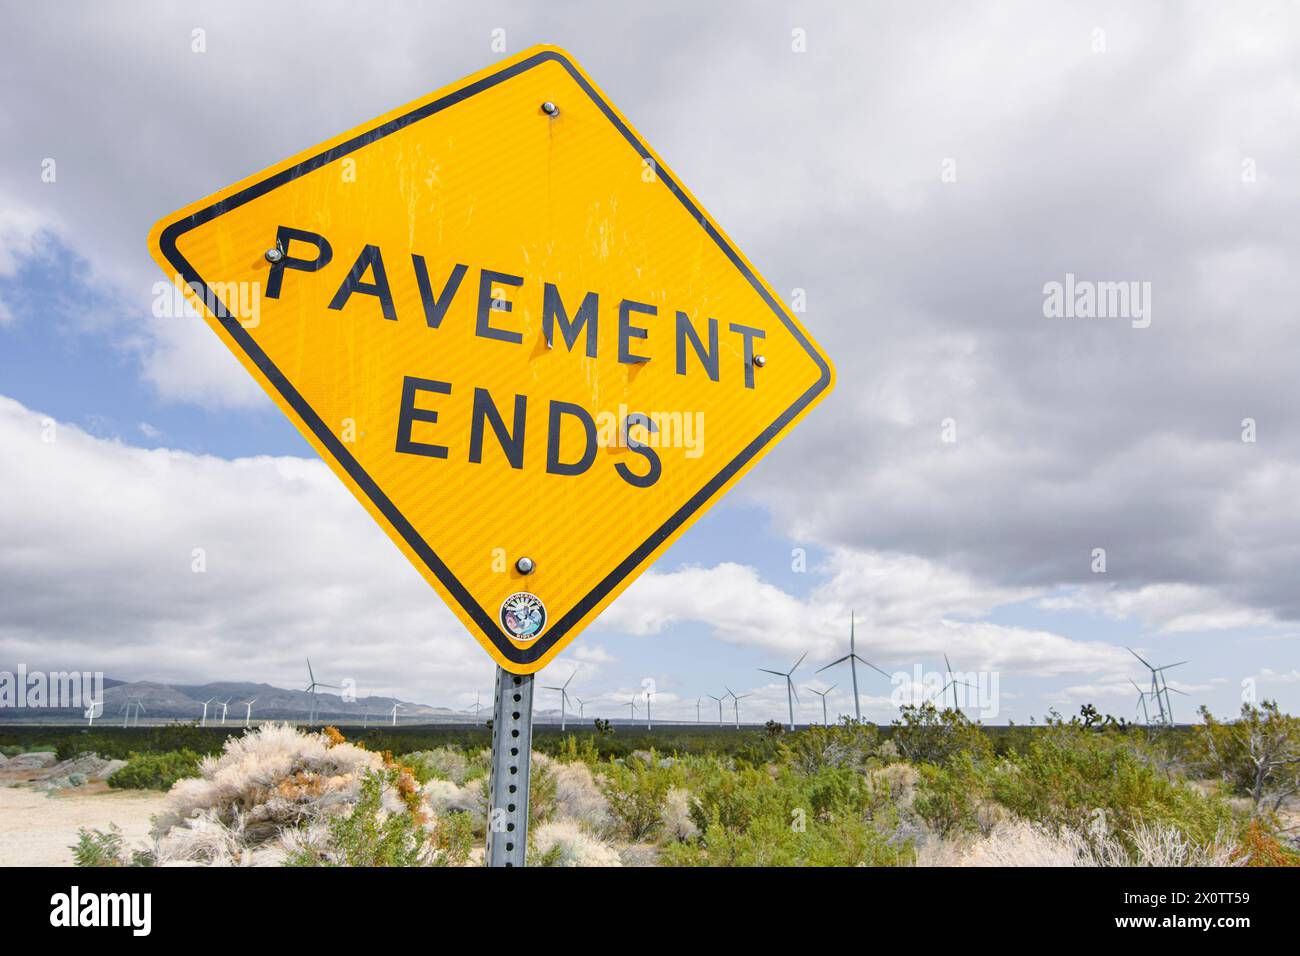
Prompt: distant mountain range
<box><xmin>0</xmin><ymin>677</ymin><xmax>559</xmax><ymax>724</ymax></box>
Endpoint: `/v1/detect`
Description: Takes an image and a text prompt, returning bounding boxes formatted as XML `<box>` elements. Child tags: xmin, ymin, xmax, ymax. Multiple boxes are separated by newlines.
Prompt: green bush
<box><xmin>914</xmin><ymin>754</ymin><xmax>984</xmax><ymax>837</ymax></box>
<box><xmin>107</xmin><ymin>749</ymin><xmax>202</xmax><ymax>790</ymax></box>
<box><xmin>889</xmin><ymin>704</ymin><xmax>992</xmax><ymax>767</ymax></box>
<box><xmin>600</xmin><ymin>754</ymin><xmax>679</xmax><ymax>840</ymax></box>
<box><xmin>987</xmin><ymin>719</ymin><xmax>1237</xmax><ymax>851</ymax></box>
<box><xmin>71</xmin><ymin>826</ymin><xmax>152</xmax><ymax>867</ymax></box>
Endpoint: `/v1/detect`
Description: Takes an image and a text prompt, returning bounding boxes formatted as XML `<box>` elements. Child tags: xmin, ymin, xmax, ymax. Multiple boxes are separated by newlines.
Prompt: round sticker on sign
<box><xmin>500</xmin><ymin>592</ymin><xmax>547</xmax><ymax>642</ymax></box>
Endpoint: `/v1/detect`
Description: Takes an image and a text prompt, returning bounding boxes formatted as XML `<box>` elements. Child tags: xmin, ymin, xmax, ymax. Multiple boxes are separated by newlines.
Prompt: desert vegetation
<box><xmin>33</xmin><ymin>698</ymin><xmax>1296</xmax><ymax>867</ymax></box>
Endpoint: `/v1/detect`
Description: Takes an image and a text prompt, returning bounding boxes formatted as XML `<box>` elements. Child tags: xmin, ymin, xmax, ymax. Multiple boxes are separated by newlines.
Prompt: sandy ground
<box><xmin>0</xmin><ymin>785</ymin><xmax>166</xmax><ymax>866</ymax></box>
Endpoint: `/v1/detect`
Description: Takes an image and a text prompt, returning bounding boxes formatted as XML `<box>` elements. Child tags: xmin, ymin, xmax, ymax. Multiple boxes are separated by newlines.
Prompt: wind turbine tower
<box><xmin>543</xmin><ymin>669</ymin><xmax>577</xmax><ymax>732</ymax></box>
<box><xmin>807</xmin><ymin>684</ymin><xmax>837</xmax><ymax>725</ymax></box>
<box><xmin>724</xmin><ymin>686</ymin><xmax>752</xmax><ymax>729</ymax></box>
<box><xmin>759</xmin><ymin>652</ymin><xmax>807</xmax><ymax>731</ymax></box>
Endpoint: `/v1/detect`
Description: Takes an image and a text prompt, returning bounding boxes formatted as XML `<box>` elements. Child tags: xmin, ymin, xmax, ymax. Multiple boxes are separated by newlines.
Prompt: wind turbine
<box><xmin>121</xmin><ymin>696</ymin><xmax>142</xmax><ymax>728</ymax></box>
<box><xmin>758</xmin><ymin>652</ymin><xmax>807</xmax><ymax>730</ymax></box>
<box><xmin>644</xmin><ymin>689</ymin><xmax>654</xmax><ymax>730</ymax></box>
<box><xmin>933</xmin><ymin>654</ymin><xmax>975</xmax><ymax>714</ymax></box>
<box><xmin>817</xmin><ymin>611</ymin><xmax>889</xmax><ymax>721</ymax></box>
<box><xmin>807</xmin><ymin>684</ymin><xmax>837</xmax><ymax>725</ymax></box>
<box><xmin>470</xmin><ymin>691</ymin><xmax>483</xmax><ymax>723</ymax></box>
<box><xmin>627</xmin><ymin>696</ymin><xmax>638</xmax><ymax>723</ymax></box>
<box><xmin>1129</xmin><ymin>679</ymin><xmax>1154</xmax><ymax>725</ymax></box>
<box><xmin>361</xmin><ymin>701</ymin><xmax>370</xmax><ymax>728</ymax></box>
<box><xmin>242</xmin><ymin>698</ymin><xmax>257</xmax><ymax>729</ymax></box>
<box><xmin>724</xmin><ymin>686</ymin><xmax>752</xmax><ymax>729</ymax></box>
<box><xmin>389</xmin><ymin>702</ymin><xmax>400</xmax><ymax>726</ymax></box>
<box><xmin>543</xmin><ymin>670</ymin><xmax>576</xmax><ymax>732</ymax></box>
<box><xmin>219</xmin><ymin>698</ymin><xmax>231</xmax><ymax>725</ymax></box>
<box><xmin>575</xmin><ymin>697</ymin><xmax>589</xmax><ymax>719</ymax></box>
<box><xmin>84</xmin><ymin>697</ymin><xmax>103</xmax><ymax>727</ymax></box>
<box><xmin>696</xmin><ymin>697</ymin><xmax>703</xmax><ymax>723</ymax></box>
<box><xmin>132</xmin><ymin>699</ymin><xmax>146</xmax><ymax>727</ymax></box>
<box><xmin>200</xmin><ymin>697</ymin><xmax>216</xmax><ymax>727</ymax></box>
<box><xmin>305</xmin><ymin>658</ymin><xmax>340</xmax><ymax>724</ymax></box>
<box><xmin>708</xmin><ymin>693</ymin><xmax>726</xmax><ymax>726</ymax></box>
<box><xmin>1127</xmin><ymin>648</ymin><xmax>1187</xmax><ymax>725</ymax></box>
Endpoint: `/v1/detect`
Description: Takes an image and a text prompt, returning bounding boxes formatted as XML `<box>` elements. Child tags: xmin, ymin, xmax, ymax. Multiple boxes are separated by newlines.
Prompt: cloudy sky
<box><xmin>2</xmin><ymin>1</ymin><xmax>1298</xmax><ymax>724</ymax></box>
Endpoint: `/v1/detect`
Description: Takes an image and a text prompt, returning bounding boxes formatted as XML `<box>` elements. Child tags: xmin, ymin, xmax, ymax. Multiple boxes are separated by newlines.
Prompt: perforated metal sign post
<box><xmin>485</xmin><ymin>667</ymin><xmax>534</xmax><ymax>866</ymax></box>
<box><xmin>147</xmin><ymin>45</ymin><xmax>834</xmax><ymax>867</ymax></box>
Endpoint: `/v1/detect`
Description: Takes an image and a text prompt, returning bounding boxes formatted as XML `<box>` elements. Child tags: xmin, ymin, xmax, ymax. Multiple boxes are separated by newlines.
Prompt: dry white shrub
<box><xmin>1119</xmin><ymin>824</ymin><xmax>1240</xmax><ymax>867</ymax></box>
<box><xmin>533</xmin><ymin>820</ymin><xmax>622</xmax><ymax>867</ymax></box>
<box><xmin>922</xmin><ymin>818</ymin><xmax>1241</xmax><ymax>868</ymax></box>
<box><xmin>549</xmin><ymin>760</ymin><xmax>614</xmax><ymax>835</ymax></box>
<box><xmin>661</xmin><ymin>788</ymin><xmax>698</xmax><ymax>842</ymax></box>
<box><xmin>152</xmin><ymin>723</ymin><xmax>385</xmax><ymax>853</ymax></box>
<box><xmin>866</xmin><ymin>762</ymin><xmax>919</xmax><ymax>810</ymax></box>
<box><xmin>423</xmin><ymin>777</ymin><xmax>487</xmax><ymax>830</ymax></box>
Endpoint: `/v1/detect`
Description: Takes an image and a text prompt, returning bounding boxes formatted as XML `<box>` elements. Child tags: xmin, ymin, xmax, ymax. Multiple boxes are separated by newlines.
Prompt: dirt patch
<box><xmin>0</xmin><ymin>786</ymin><xmax>166</xmax><ymax>866</ymax></box>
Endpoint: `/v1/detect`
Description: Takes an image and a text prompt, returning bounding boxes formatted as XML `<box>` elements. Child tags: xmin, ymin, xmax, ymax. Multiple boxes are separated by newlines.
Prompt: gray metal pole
<box><xmin>486</xmin><ymin>665</ymin><xmax>533</xmax><ymax>867</ymax></box>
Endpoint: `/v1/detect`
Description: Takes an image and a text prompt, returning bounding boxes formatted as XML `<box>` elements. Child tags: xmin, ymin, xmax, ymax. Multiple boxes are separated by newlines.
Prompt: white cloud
<box><xmin>1039</xmin><ymin>583</ymin><xmax>1276</xmax><ymax>633</ymax></box>
<box><xmin>604</xmin><ymin>549</ymin><xmax>1132</xmax><ymax>678</ymax></box>
<box><xmin>0</xmin><ymin>395</ymin><xmax>493</xmax><ymax>701</ymax></box>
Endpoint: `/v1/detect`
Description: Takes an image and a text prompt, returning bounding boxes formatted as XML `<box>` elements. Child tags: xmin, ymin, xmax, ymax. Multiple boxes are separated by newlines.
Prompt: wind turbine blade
<box><xmin>858</xmin><ymin>657</ymin><xmax>891</xmax><ymax>678</ymax></box>
<box><xmin>1154</xmin><ymin>661</ymin><xmax>1188</xmax><ymax>672</ymax></box>
<box><xmin>944</xmin><ymin>653</ymin><xmax>954</xmax><ymax>675</ymax></box>
<box><xmin>1167</xmin><ymin>687</ymin><xmax>1190</xmax><ymax>696</ymax></box>
<box><xmin>757</xmin><ymin>668</ymin><xmax>785</xmax><ymax>677</ymax></box>
<box><xmin>818</xmin><ymin>656</ymin><xmax>851</xmax><ymax>672</ymax></box>
<box><xmin>1126</xmin><ymin>647</ymin><xmax>1155</xmax><ymax>671</ymax></box>
<box><xmin>791</xmin><ymin>651</ymin><xmax>808</xmax><ymax>673</ymax></box>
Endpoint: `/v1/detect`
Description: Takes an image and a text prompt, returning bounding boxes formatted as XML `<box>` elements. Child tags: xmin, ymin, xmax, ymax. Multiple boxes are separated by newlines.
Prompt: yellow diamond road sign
<box><xmin>147</xmin><ymin>45</ymin><xmax>834</xmax><ymax>674</ymax></box>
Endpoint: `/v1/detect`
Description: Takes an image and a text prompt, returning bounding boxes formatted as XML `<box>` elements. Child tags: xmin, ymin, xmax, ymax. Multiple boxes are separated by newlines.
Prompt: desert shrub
<box><xmin>668</xmin><ymin>758</ymin><xmax>912</xmax><ymax>867</ymax></box>
<box><xmin>931</xmin><ymin>818</ymin><xmax>1239</xmax><ymax>867</ymax></box>
<box><xmin>890</xmin><ymin>704</ymin><xmax>993</xmax><ymax>767</ymax></box>
<box><xmin>1190</xmin><ymin>702</ymin><xmax>1300</xmax><ymax>811</ymax></box>
<box><xmin>528</xmin><ymin>754</ymin><xmax>559</xmax><ymax>826</ymax></box>
<box><xmin>986</xmin><ymin>719</ymin><xmax>1237</xmax><ymax>853</ymax></box>
<box><xmin>779</xmin><ymin>720</ymin><xmax>881</xmax><ymax>776</ymax></box>
<box><xmin>1233</xmin><ymin>818</ymin><xmax>1300</xmax><ymax>867</ymax></box>
<box><xmin>600</xmin><ymin>756</ymin><xmax>679</xmax><ymax>841</ymax></box>
<box><xmin>549</xmin><ymin>759</ymin><xmax>615</xmax><ymax>836</ymax></box>
<box><xmin>152</xmin><ymin>723</ymin><xmax>385</xmax><ymax>845</ymax></box>
<box><xmin>423</xmin><ymin>777</ymin><xmax>487</xmax><ymax>834</ymax></box>
<box><xmin>661</xmin><ymin>787</ymin><xmax>698</xmax><ymax>842</ymax></box>
<box><xmin>107</xmin><ymin>749</ymin><xmax>202</xmax><ymax>791</ymax></box>
<box><xmin>71</xmin><ymin>826</ymin><xmax>152</xmax><ymax>867</ymax></box>
<box><xmin>286</xmin><ymin>768</ymin><xmax>467</xmax><ymax>867</ymax></box>
<box><xmin>664</xmin><ymin>807</ymin><xmax>910</xmax><ymax>867</ymax></box>
<box><xmin>400</xmin><ymin>747</ymin><xmax>469</xmax><ymax>785</ymax></box>
<box><xmin>914</xmin><ymin>754</ymin><xmax>984</xmax><ymax>837</ymax></box>
<box><xmin>532</xmin><ymin>820</ymin><xmax>622</xmax><ymax>867</ymax></box>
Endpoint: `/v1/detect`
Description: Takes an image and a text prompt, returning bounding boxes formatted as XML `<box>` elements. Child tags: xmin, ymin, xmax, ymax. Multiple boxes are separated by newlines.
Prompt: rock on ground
<box><xmin>5</xmin><ymin>752</ymin><xmax>58</xmax><ymax>771</ymax></box>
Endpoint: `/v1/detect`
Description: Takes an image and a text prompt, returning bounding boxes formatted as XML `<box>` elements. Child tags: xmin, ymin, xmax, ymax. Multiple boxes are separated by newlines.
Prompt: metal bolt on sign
<box><xmin>486</xmin><ymin>665</ymin><xmax>534</xmax><ymax>866</ymax></box>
